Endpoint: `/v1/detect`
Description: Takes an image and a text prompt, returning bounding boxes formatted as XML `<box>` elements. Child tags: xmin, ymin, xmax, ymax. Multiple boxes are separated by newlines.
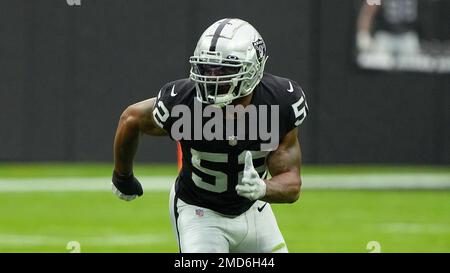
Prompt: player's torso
<box><xmin>153</xmin><ymin>73</ymin><xmax>307</xmax><ymax>216</ymax></box>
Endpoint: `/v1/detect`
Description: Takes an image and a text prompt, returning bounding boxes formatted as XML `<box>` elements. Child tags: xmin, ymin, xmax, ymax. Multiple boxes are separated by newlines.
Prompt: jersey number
<box><xmin>152</xmin><ymin>100</ymin><xmax>169</xmax><ymax>128</ymax></box>
<box><xmin>190</xmin><ymin>148</ymin><xmax>268</xmax><ymax>193</ymax></box>
<box><xmin>292</xmin><ymin>96</ymin><xmax>307</xmax><ymax>126</ymax></box>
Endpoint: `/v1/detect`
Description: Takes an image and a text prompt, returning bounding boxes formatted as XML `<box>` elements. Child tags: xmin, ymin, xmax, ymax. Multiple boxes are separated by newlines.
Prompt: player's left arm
<box><xmin>263</xmin><ymin>127</ymin><xmax>302</xmax><ymax>203</ymax></box>
<box><xmin>236</xmin><ymin>128</ymin><xmax>302</xmax><ymax>203</ymax></box>
<box><xmin>236</xmin><ymin>79</ymin><xmax>307</xmax><ymax>203</ymax></box>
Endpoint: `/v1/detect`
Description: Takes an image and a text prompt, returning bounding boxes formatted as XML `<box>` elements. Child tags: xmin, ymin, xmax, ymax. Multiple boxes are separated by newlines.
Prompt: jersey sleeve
<box><xmin>152</xmin><ymin>82</ymin><xmax>177</xmax><ymax>132</ymax></box>
<box><xmin>282</xmin><ymin>80</ymin><xmax>309</xmax><ymax>133</ymax></box>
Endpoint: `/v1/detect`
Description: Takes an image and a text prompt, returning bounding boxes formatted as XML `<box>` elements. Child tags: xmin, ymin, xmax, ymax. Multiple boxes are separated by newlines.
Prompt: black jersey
<box><xmin>375</xmin><ymin>0</ymin><xmax>419</xmax><ymax>34</ymax></box>
<box><xmin>152</xmin><ymin>73</ymin><xmax>309</xmax><ymax>216</ymax></box>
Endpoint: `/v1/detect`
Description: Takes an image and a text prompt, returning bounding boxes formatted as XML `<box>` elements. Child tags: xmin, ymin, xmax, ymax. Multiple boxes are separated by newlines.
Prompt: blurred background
<box><xmin>0</xmin><ymin>0</ymin><xmax>449</xmax><ymax>252</ymax></box>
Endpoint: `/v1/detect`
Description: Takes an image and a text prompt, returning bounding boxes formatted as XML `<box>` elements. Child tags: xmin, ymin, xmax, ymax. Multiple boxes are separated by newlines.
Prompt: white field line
<box><xmin>379</xmin><ymin>223</ymin><xmax>450</xmax><ymax>234</ymax></box>
<box><xmin>0</xmin><ymin>174</ymin><xmax>449</xmax><ymax>192</ymax></box>
<box><xmin>0</xmin><ymin>234</ymin><xmax>171</xmax><ymax>246</ymax></box>
<box><xmin>305</xmin><ymin>173</ymin><xmax>450</xmax><ymax>189</ymax></box>
<box><xmin>0</xmin><ymin>176</ymin><xmax>172</xmax><ymax>192</ymax></box>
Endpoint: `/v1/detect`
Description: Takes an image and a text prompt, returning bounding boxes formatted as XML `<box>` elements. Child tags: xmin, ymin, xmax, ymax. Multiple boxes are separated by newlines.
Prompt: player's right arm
<box><xmin>114</xmin><ymin>98</ymin><xmax>167</xmax><ymax>175</ymax></box>
<box><xmin>112</xmin><ymin>97</ymin><xmax>167</xmax><ymax>201</ymax></box>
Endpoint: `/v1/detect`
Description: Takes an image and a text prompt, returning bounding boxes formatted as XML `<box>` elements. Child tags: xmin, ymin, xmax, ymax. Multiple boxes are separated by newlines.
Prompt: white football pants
<box><xmin>169</xmin><ymin>184</ymin><xmax>288</xmax><ymax>253</ymax></box>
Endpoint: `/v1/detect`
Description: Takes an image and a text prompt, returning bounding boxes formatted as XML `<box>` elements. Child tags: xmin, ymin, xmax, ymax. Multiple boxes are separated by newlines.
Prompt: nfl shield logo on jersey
<box><xmin>228</xmin><ymin>135</ymin><xmax>238</xmax><ymax>146</ymax></box>
<box><xmin>195</xmin><ymin>209</ymin><xmax>204</xmax><ymax>217</ymax></box>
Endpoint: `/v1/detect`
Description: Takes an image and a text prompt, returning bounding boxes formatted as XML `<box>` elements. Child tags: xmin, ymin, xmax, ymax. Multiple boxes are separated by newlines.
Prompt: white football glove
<box><xmin>112</xmin><ymin>183</ymin><xmax>137</xmax><ymax>201</ymax></box>
<box><xmin>236</xmin><ymin>151</ymin><xmax>267</xmax><ymax>201</ymax></box>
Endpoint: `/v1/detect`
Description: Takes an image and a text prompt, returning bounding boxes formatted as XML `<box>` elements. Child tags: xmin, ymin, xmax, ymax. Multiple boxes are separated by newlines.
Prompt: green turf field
<box><xmin>0</xmin><ymin>164</ymin><xmax>449</xmax><ymax>253</ymax></box>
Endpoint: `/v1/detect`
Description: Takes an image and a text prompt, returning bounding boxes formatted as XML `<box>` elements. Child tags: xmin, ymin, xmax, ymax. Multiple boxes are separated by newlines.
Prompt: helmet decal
<box><xmin>252</xmin><ymin>38</ymin><xmax>266</xmax><ymax>62</ymax></box>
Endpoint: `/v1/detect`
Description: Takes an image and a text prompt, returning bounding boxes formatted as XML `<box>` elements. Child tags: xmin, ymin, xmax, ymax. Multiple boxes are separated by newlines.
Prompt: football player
<box><xmin>112</xmin><ymin>18</ymin><xmax>309</xmax><ymax>253</ymax></box>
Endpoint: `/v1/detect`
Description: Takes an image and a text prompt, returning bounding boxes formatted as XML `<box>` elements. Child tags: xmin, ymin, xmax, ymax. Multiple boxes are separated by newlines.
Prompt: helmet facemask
<box><xmin>190</xmin><ymin>50</ymin><xmax>266</xmax><ymax>107</ymax></box>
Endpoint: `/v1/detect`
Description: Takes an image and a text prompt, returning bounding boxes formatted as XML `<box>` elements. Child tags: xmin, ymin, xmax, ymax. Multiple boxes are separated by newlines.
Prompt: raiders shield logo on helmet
<box><xmin>252</xmin><ymin>38</ymin><xmax>266</xmax><ymax>62</ymax></box>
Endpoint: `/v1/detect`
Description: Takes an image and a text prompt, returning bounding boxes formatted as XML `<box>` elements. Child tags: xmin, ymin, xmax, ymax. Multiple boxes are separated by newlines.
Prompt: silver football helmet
<box><xmin>189</xmin><ymin>18</ymin><xmax>268</xmax><ymax>107</ymax></box>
